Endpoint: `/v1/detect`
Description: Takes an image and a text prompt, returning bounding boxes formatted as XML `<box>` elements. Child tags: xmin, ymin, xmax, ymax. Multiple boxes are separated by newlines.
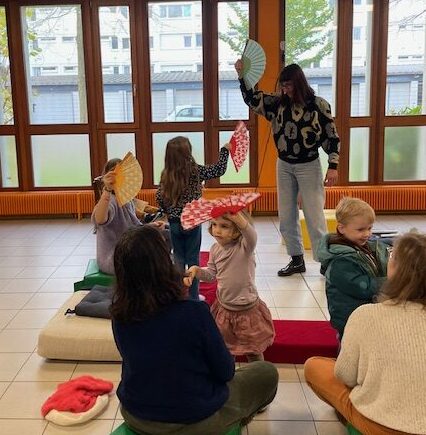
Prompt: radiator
<box><xmin>1</xmin><ymin>186</ymin><xmax>425</xmax><ymax>218</ymax></box>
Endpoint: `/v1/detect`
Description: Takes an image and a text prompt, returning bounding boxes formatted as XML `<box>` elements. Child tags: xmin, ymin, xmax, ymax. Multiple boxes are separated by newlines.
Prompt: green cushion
<box><xmin>74</xmin><ymin>259</ymin><xmax>114</xmax><ymax>291</ymax></box>
<box><xmin>111</xmin><ymin>422</ymin><xmax>241</xmax><ymax>435</ymax></box>
<box><xmin>225</xmin><ymin>423</ymin><xmax>241</xmax><ymax>435</ymax></box>
<box><xmin>347</xmin><ymin>423</ymin><xmax>363</xmax><ymax>435</ymax></box>
<box><xmin>110</xmin><ymin>423</ymin><xmax>138</xmax><ymax>435</ymax></box>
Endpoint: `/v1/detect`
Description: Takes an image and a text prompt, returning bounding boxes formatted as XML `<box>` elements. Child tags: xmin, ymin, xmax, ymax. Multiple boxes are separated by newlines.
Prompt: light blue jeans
<box><xmin>276</xmin><ymin>158</ymin><xmax>327</xmax><ymax>261</ymax></box>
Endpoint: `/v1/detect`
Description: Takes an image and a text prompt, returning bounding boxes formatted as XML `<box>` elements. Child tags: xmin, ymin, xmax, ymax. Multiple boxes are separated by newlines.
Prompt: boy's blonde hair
<box><xmin>335</xmin><ymin>197</ymin><xmax>375</xmax><ymax>225</ymax></box>
<box><xmin>208</xmin><ymin>210</ymin><xmax>253</xmax><ymax>241</ymax></box>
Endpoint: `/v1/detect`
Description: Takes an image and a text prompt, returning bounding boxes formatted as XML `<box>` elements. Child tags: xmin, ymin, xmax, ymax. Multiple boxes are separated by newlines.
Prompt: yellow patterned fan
<box><xmin>113</xmin><ymin>152</ymin><xmax>143</xmax><ymax>207</ymax></box>
<box><xmin>241</xmin><ymin>39</ymin><xmax>266</xmax><ymax>89</ymax></box>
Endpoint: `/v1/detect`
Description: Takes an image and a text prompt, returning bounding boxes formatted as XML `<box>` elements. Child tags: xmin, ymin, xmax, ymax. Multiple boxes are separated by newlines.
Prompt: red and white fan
<box><xmin>229</xmin><ymin>121</ymin><xmax>249</xmax><ymax>172</ymax></box>
<box><xmin>181</xmin><ymin>192</ymin><xmax>261</xmax><ymax>231</ymax></box>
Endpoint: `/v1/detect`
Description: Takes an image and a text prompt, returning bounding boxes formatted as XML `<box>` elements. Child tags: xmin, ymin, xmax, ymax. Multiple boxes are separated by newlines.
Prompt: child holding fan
<box><xmin>156</xmin><ymin>136</ymin><xmax>230</xmax><ymax>301</ymax></box>
<box><xmin>186</xmin><ymin>208</ymin><xmax>275</xmax><ymax>362</ymax></box>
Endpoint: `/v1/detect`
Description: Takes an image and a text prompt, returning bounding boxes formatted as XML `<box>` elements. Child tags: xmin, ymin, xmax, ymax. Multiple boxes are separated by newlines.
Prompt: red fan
<box><xmin>229</xmin><ymin>121</ymin><xmax>249</xmax><ymax>172</ymax></box>
<box><xmin>181</xmin><ymin>192</ymin><xmax>261</xmax><ymax>231</ymax></box>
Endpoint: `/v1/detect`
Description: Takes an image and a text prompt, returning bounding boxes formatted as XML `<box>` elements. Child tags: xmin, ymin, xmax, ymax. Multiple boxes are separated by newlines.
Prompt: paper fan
<box><xmin>229</xmin><ymin>121</ymin><xmax>249</xmax><ymax>172</ymax></box>
<box><xmin>180</xmin><ymin>197</ymin><xmax>220</xmax><ymax>231</ymax></box>
<box><xmin>113</xmin><ymin>152</ymin><xmax>143</xmax><ymax>207</ymax></box>
<box><xmin>241</xmin><ymin>39</ymin><xmax>266</xmax><ymax>89</ymax></box>
<box><xmin>181</xmin><ymin>192</ymin><xmax>261</xmax><ymax>231</ymax></box>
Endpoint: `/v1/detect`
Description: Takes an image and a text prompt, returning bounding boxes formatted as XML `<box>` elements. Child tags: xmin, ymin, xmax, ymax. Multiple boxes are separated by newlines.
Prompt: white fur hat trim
<box><xmin>44</xmin><ymin>394</ymin><xmax>109</xmax><ymax>426</ymax></box>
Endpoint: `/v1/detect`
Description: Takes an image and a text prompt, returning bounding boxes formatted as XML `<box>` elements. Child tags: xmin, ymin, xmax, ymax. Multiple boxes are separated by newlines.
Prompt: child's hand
<box><xmin>152</xmin><ymin>221</ymin><xmax>166</xmax><ymax>229</ymax></box>
<box><xmin>102</xmin><ymin>171</ymin><xmax>116</xmax><ymax>191</ymax></box>
<box><xmin>224</xmin><ymin>211</ymin><xmax>248</xmax><ymax>229</ymax></box>
<box><xmin>183</xmin><ymin>274</ymin><xmax>193</xmax><ymax>288</ymax></box>
<box><xmin>223</xmin><ymin>142</ymin><xmax>231</xmax><ymax>151</ymax></box>
<box><xmin>183</xmin><ymin>266</ymin><xmax>199</xmax><ymax>287</ymax></box>
<box><xmin>187</xmin><ymin>265</ymin><xmax>199</xmax><ymax>279</ymax></box>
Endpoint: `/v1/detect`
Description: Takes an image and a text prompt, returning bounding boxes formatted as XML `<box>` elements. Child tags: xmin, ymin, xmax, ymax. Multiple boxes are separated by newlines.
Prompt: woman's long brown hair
<box><xmin>279</xmin><ymin>63</ymin><xmax>315</xmax><ymax>106</ymax></box>
<box><xmin>379</xmin><ymin>232</ymin><xmax>426</xmax><ymax>307</ymax></box>
<box><xmin>111</xmin><ymin>225</ymin><xmax>185</xmax><ymax>322</ymax></box>
<box><xmin>160</xmin><ymin>136</ymin><xmax>198</xmax><ymax>206</ymax></box>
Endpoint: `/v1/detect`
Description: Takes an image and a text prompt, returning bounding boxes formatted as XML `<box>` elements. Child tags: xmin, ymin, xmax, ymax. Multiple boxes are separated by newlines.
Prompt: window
<box><xmin>64</xmin><ymin>66</ymin><xmax>77</xmax><ymax>73</ymax></box>
<box><xmin>40</xmin><ymin>37</ymin><xmax>56</xmax><ymax>43</ymax></box>
<box><xmin>196</xmin><ymin>33</ymin><xmax>202</xmax><ymax>46</ymax></box>
<box><xmin>99</xmin><ymin>6</ymin><xmax>134</xmax><ymax>123</ymax></box>
<box><xmin>349</xmin><ymin>128</ymin><xmax>369</xmax><ymax>182</ymax></box>
<box><xmin>184</xmin><ymin>35</ymin><xmax>192</xmax><ymax>47</ymax></box>
<box><xmin>119</xmin><ymin>6</ymin><xmax>129</xmax><ymax>18</ymax></box>
<box><xmin>351</xmin><ymin>0</ymin><xmax>373</xmax><ymax>116</ymax></box>
<box><xmin>218</xmin><ymin>2</ymin><xmax>249</xmax><ymax>121</ymax></box>
<box><xmin>5</xmin><ymin>0</ymin><xmax>426</xmax><ymax>192</ymax></box>
<box><xmin>159</xmin><ymin>4</ymin><xmax>191</xmax><ymax>18</ymax></box>
<box><xmin>0</xmin><ymin>6</ymin><xmax>14</xmax><ymax>126</ymax></box>
<box><xmin>41</xmin><ymin>66</ymin><xmax>58</xmax><ymax>75</ymax></box>
<box><xmin>21</xmin><ymin>5</ymin><xmax>88</xmax><ymax>125</ymax></box>
<box><xmin>285</xmin><ymin>0</ymin><xmax>338</xmax><ymax>113</ymax></box>
<box><xmin>387</xmin><ymin>0</ymin><xmax>425</xmax><ymax>115</ymax></box>
<box><xmin>31</xmin><ymin>134</ymin><xmax>91</xmax><ymax>187</ymax></box>
<box><xmin>0</xmin><ymin>136</ymin><xmax>18</xmax><ymax>187</ymax></box>
<box><xmin>353</xmin><ymin>26</ymin><xmax>361</xmax><ymax>40</ymax></box>
<box><xmin>384</xmin><ymin>127</ymin><xmax>426</xmax><ymax>181</ymax></box>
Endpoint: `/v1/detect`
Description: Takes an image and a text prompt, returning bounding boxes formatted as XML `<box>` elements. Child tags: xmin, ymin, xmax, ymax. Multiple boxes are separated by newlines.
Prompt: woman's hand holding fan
<box><xmin>112</xmin><ymin>152</ymin><xmax>143</xmax><ymax>207</ymax></box>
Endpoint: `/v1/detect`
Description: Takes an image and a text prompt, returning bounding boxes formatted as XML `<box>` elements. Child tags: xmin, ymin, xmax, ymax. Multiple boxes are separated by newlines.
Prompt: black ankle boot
<box><xmin>277</xmin><ymin>255</ymin><xmax>306</xmax><ymax>277</ymax></box>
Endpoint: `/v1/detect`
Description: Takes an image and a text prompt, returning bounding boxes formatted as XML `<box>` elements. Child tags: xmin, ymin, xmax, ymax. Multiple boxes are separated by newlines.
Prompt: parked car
<box><xmin>163</xmin><ymin>105</ymin><xmax>229</xmax><ymax>122</ymax></box>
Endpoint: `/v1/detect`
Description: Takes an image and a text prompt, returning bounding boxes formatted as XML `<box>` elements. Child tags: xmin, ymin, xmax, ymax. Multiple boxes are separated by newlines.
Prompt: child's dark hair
<box><xmin>103</xmin><ymin>158</ymin><xmax>121</xmax><ymax>175</ymax></box>
<box><xmin>378</xmin><ymin>232</ymin><xmax>426</xmax><ymax>307</ymax></box>
<box><xmin>160</xmin><ymin>136</ymin><xmax>198</xmax><ymax>206</ymax></box>
<box><xmin>111</xmin><ymin>225</ymin><xmax>185</xmax><ymax>322</ymax></box>
<box><xmin>279</xmin><ymin>63</ymin><xmax>315</xmax><ymax>106</ymax></box>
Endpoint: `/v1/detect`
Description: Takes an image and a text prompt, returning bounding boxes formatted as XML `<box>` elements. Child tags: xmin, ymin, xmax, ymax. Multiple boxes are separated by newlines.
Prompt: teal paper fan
<box><xmin>241</xmin><ymin>39</ymin><xmax>266</xmax><ymax>89</ymax></box>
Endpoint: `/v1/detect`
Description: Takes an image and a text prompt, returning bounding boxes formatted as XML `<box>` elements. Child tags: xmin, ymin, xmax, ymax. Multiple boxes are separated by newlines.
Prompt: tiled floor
<box><xmin>0</xmin><ymin>214</ymin><xmax>424</xmax><ymax>435</ymax></box>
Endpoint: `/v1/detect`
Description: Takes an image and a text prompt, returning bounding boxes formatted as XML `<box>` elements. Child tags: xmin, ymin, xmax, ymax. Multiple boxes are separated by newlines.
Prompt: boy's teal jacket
<box><xmin>317</xmin><ymin>234</ymin><xmax>390</xmax><ymax>338</ymax></box>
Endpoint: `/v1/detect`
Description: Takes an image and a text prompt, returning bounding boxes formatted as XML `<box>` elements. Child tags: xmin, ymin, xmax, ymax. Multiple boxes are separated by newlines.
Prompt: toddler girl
<box><xmin>187</xmin><ymin>211</ymin><xmax>275</xmax><ymax>361</ymax></box>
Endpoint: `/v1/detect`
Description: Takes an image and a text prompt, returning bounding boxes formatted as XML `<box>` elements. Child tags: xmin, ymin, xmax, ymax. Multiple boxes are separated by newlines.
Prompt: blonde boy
<box><xmin>317</xmin><ymin>197</ymin><xmax>390</xmax><ymax>339</ymax></box>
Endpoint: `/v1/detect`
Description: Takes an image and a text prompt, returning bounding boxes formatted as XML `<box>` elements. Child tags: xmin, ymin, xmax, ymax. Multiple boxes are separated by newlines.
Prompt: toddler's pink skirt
<box><xmin>211</xmin><ymin>298</ymin><xmax>275</xmax><ymax>356</ymax></box>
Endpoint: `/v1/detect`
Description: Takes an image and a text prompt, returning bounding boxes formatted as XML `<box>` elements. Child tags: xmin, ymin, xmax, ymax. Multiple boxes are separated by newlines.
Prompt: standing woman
<box><xmin>304</xmin><ymin>232</ymin><xmax>426</xmax><ymax>434</ymax></box>
<box><xmin>235</xmin><ymin>61</ymin><xmax>340</xmax><ymax>276</ymax></box>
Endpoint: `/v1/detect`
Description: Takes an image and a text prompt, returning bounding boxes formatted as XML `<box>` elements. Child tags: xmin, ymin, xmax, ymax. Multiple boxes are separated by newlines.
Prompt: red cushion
<box><xmin>199</xmin><ymin>252</ymin><xmax>338</xmax><ymax>364</ymax></box>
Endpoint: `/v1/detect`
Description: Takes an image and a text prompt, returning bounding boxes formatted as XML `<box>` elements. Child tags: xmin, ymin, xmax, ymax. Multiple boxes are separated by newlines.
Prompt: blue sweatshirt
<box><xmin>112</xmin><ymin>299</ymin><xmax>235</xmax><ymax>423</ymax></box>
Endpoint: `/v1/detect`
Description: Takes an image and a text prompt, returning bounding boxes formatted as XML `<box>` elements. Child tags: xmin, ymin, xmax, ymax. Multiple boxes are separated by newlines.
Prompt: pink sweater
<box><xmin>197</xmin><ymin>224</ymin><xmax>258</xmax><ymax>311</ymax></box>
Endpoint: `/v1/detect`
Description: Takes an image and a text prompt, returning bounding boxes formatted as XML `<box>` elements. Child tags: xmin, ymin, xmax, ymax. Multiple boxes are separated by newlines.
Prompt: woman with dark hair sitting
<box><xmin>235</xmin><ymin>61</ymin><xmax>340</xmax><ymax>275</ymax></box>
<box><xmin>304</xmin><ymin>232</ymin><xmax>426</xmax><ymax>435</ymax></box>
<box><xmin>111</xmin><ymin>225</ymin><xmax>278</xmax><ymax>435</ymax></box>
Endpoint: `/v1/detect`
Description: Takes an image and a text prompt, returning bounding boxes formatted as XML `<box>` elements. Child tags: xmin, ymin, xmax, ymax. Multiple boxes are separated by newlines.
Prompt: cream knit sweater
<box><xmin>335</xmin><ymin>301</ymin><xmax>426</xmax><ymax>434</ymax></box>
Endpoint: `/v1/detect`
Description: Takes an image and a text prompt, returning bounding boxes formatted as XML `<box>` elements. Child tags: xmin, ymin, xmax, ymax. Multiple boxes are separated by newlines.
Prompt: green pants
<box><xmin>121</xmin><ymin>361</ymin><xmax>279</xmax><ymax>435</ymax></box>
